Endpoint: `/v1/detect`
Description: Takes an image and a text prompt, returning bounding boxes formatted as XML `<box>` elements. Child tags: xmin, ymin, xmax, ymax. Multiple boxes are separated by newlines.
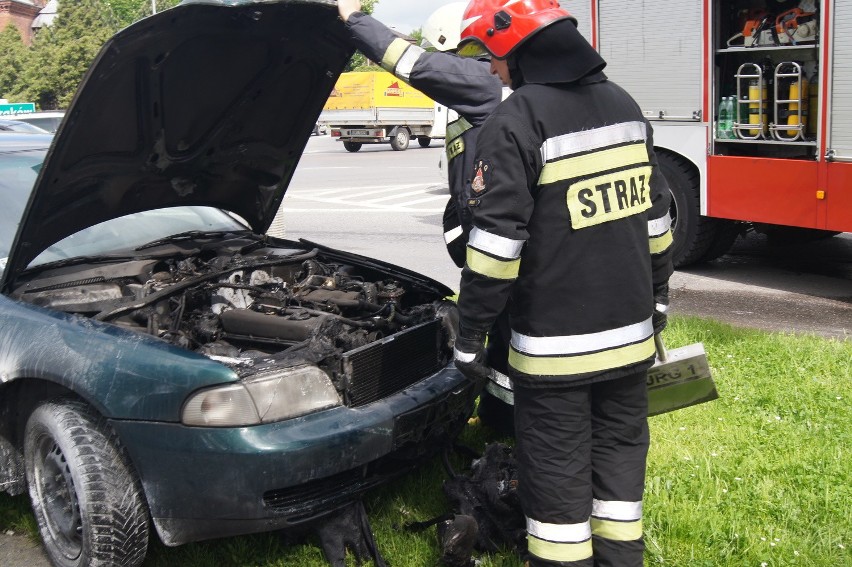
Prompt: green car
<box><xmin>0</xmin><ymin>2</ymin><xmax>473</xmax><ymax>566</ymax></box>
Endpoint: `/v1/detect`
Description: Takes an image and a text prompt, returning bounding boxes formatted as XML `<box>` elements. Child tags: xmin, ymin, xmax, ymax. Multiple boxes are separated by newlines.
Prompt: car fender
<box><xmin>0</xmin><ymin>294</ymin><xmax>237</xmax><ymax>422</ymax></box>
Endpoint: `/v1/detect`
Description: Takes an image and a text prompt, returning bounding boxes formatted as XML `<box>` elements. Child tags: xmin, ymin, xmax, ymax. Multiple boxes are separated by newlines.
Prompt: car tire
<box><xmin>343</xmin><ymin>141</ymin><xmax>362</xmax><ymax>152</ymax></box>
<box><xmin>390</xmin><ymin>128</ymin><xmax>410</xmax><ymax>151</ymax></box>
<box><xmin>418</xmin><ymin>136</ymin><xmax>432</xmax><ymax>148</ymax></box>
<box><xmin>658</xmin><ymin>150</ymin><xmax>739</xmax><ymax>268</ymax></box>
<box><xmin>24</xmin><ymin>399</ymin><xmax>149</xmax><ymax>567</ymax></box>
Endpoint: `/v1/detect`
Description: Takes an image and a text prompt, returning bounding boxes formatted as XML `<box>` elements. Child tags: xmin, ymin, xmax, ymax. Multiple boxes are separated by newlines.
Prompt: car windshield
<box><xmin>33</xmin><ymin>208</ymin><xmax>248</xmax><ymax>267</ymax></box>
<box><xmin>1</xmin><ymin>148</ymin><xmax>249</xmax><ymax>276</ymax></box>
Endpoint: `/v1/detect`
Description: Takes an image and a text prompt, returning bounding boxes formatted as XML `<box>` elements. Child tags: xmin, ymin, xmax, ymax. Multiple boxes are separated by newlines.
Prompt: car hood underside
<box><xmin>5</xmin><ymin>0</ymin><xmax>351</xmax><ymax>283</ymax></box>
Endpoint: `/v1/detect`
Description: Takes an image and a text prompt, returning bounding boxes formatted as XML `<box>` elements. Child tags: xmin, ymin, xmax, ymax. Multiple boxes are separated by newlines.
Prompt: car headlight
<box><xmin>182</xmin><ymin>365</ymin><xmax>341</xmax><ymax>427</ymax></box>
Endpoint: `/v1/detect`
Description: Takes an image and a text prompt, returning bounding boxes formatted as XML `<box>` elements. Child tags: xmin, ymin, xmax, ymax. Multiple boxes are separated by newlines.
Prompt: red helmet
<box><xmin>458</xmin><ymin>0</ymin><xmax>576</xmax><ymax>60</ymax></box>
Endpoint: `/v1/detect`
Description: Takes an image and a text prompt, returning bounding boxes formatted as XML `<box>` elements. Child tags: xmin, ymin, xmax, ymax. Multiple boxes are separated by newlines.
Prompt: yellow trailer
<box><xmin>318</xmin><ymin>71</ymin><xmax>447</xmax><ymax>152</ymax></box>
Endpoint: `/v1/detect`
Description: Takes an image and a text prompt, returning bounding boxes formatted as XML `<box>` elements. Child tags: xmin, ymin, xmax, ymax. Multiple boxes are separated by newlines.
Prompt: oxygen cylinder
<box><xmin>748</xmin><ymin>80</ymin><xmax>767</xmax><ymax>136</ymax></box>
<box><xmin>786</xmin><ymin>80</ymin><xmax>804</xmax><ymax>137</ymax></box>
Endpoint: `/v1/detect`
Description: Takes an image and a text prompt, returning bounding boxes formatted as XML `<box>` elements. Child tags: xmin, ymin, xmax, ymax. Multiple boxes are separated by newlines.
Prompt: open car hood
<box><xmin>6</xmin><ymin>0</ymin><xmax>351</xmax><ymax>280</ymax></box>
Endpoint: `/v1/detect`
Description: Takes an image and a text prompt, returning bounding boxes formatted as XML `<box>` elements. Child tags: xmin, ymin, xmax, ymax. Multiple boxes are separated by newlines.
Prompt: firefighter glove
<box><xmin>454</xmin><ymin>330</ymin><xmax>491</xmax><ymax>390</ymax></box>
<box><xmin>653</xmin><ymin>281</ymin><xmax>670</xmax><ymax>334</ymax></box>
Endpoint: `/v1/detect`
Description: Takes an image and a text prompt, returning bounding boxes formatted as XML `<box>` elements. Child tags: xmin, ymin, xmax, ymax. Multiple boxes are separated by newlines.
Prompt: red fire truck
<box><xmin>561</xmin><ymin>0</ymin><xmax>849</xmax><ymax>266</ymax></box>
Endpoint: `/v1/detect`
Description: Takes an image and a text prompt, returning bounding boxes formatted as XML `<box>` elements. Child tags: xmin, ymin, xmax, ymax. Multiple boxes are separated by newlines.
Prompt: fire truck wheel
<box><xmin>390</xmin><ymin>128</ymin><xmax>410</xmax><ymax>151</ymax></box>
<box><xmin>658</xmin><ymin>151</ymin><xmax>739</xmax><ymax>268</ymax></box>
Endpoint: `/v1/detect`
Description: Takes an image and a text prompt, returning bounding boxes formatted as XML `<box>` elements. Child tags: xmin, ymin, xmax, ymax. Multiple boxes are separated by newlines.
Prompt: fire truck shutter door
<box><xmin>596</xmin><ymin>0</ymin><xmax>702</xmax><ymax>121</ymax></box>
<box><xmin>558</xmin><ymin>1</ymin><xmax>593</xmax><ymax>46</ymax></box>
<box><xmin>830</xmin><ymin>3</ymin><xmax>852</xmax><ymax>161</ymax></box>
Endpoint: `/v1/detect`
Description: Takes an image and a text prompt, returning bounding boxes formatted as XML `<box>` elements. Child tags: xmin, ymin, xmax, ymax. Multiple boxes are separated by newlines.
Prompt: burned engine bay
<box><xmin>11</xmin><ymin>239</ymin><xmax>459</xmax><ymax>400</ymax></box>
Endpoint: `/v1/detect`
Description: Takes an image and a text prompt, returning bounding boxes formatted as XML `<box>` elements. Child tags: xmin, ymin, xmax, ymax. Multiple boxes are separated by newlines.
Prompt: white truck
<box><xmin>319</xmin><ymin>70</ymin><xmax>446</xmax><ymax>152</ymax></box>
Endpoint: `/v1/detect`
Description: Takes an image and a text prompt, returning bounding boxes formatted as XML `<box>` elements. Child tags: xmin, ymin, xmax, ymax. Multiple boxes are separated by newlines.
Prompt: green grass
<box><xmin>2</xmin><ymin>316</ymin><xmax>849</xmax><ymax>566</ymax></box>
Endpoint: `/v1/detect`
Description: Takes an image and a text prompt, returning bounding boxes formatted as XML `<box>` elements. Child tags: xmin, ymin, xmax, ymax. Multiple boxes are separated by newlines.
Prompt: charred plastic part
<box><xmin>220</xmin><ymin>308</ymin><xmax>328</xmax><ymax>343</ymax></box>
<box><xmin>438</xmin><ymin>515</ymin><xmax>479</xmax><ymax>567</ymax></box>
<box><xmin>406</xmin><ymin>442</ymin><xmax>526</xmax><ymax>564</ymax></box>
<box><xmin>443</xmin><ymin>443</ymin><xmax>525</xmax><ymax>554</ymax></box>
<box><xmin>313</xmin><ymin>500</ymin><xmax>388</xmax><ymax>567</ymax></box>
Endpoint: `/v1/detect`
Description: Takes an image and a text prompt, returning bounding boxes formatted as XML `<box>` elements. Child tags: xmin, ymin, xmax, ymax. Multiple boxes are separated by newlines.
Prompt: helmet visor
<box><xmin>457</xmin><ymin>40</ymin><xmax>491</xmax><ymax>58</ymax></box>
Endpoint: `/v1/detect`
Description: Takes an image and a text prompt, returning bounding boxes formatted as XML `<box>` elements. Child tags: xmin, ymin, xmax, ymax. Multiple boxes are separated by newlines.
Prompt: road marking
<box><xmin>286</xmin><ymin>183</ymin><xmax>448</xmax><ymax>212</ymax></box>
<box><xmin>307</xmin><ymin>184</ymin><xmax>421</xmax><ymax>197</ymax></box>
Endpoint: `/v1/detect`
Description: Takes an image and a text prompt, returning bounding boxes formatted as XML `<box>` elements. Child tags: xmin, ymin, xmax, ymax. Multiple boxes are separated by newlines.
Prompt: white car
<box><xmin>7</xmin><ymin>110</ymin><xmax>65</xmax><ymax>133</ymax></box>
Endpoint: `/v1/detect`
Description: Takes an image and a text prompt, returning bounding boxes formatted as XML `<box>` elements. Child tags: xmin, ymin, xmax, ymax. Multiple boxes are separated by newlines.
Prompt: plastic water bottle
<box><xmin>724</xmin><ymin>96</ymin><xmax>735</xmax><ymax>138</ymax></box>
<box><xmin>717</xmin><ymin>97</ymin><xmax>731</xmax><ymax>139</ymax></box>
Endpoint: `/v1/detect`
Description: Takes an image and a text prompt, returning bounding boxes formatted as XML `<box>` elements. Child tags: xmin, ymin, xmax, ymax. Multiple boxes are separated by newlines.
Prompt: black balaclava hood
<box><xmin>509</xmin><ymin>18</ymin><xmax>606</xmax><ymax>89</ymax></box>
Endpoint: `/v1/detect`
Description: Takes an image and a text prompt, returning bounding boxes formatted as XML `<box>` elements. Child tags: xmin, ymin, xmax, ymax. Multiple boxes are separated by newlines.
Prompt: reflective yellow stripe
<box><xmin>381</xmin><ymin>38</ymin><xmax>410</xmax><ymax>71</ymax></box>
<box><xmin>539</xmin><ymin>143</ymin><xmax>649</xmax><ymax>185</ymax></box>
<box><xmin>446</xmin><ymin>117</ymin><xmax>473</xmax><ymax>143</ymax></box>
<box><xmin>467</xmin><ymin>247</ymin><xmax>520</xmax><ymax>280</ymax></box>
<box><xmin>649</xmin><ymin>229</ymin><xmax>674</xmax><ymax>254</ymax></box>
<box><xmin>528</xmin><ymin>535</ymin><xmax>593</xmax><ymax>562</ymax></box>
<box><xmin>509</xmin><ymin>337</ymin><xmax>655</xmax><ymax>375</ymax></box>
<box><xmin>591</xmin><ymin>518</ymin><xmax>643</xmax><ymax>541</ymax></box>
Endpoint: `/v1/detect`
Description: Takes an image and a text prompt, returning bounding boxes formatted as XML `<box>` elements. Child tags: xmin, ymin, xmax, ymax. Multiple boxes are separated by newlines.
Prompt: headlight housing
<box><xmin>182</xmin><ymin>365</ymin><xmax>341</xmax><ymax>427</ymax></box>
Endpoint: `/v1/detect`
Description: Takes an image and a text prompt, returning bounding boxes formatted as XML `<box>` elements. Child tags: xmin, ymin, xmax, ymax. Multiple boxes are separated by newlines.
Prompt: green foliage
<box><xmin>16</xmin><ymin>0</ymin><xmax>119</xmax><ymax>109</ymax></box>
<box><xmin>132</xmin><ymin>0</ymin><xmax>182</xmax><ymax>21</ymax></box>
<box><xmin>97</xmin><ymin>0</ymin><xmax>181</xmax><ymax>27</ymax></box>
<box><xmin>344</xmin><ymin>0</ymin><xmax>379</xmax><ymax>72</ymax></box>
<box><xmin>108</xmin><ymin>0</ymin><xmax>143</xmax><ymax>27</ymax></box>
<box><xmin>0</xmin><ymin>25</ymin><xmax>28</xmax><ymax>101</ymax></box>
<box><xmin>361</xmin><ymin>0</ymin><xmax>378</xmax><ymax>16</ymax></box>
<box><xmin>0</xmin><ymin>0</ymin><xmax>202</xmax><ymax>109</ymax></box>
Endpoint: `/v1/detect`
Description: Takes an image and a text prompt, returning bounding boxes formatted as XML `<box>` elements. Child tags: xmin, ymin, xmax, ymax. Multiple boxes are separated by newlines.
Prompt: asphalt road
<box><xmin>3</xmin><ymin>132</ymin><xmax>850</xmax><ymax>567</ymax></box>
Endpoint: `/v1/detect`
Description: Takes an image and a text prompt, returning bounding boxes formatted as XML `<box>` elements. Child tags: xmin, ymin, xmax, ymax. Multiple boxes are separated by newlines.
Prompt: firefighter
<box><xmin>452</xmin><ymin>0</ymin><xmax>674</xmax><ymax>565</ymax></box>
<box><xmin>336</xmin><ymin>0</ymin><xmax>515</xmax><ymax>435</ymax></box>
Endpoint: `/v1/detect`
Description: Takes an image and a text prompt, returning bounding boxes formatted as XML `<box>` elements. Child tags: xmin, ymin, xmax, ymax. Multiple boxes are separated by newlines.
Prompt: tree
<box><xmin>108</xmin><ymin>0</ymin><xmax>141</xmax><ymax>27</ymax></box>
<box><xmin>345</xmin><ymin>0</ymin><xmax>379</xmax><ymax>71</ymax></box>
<box><xmin>17</xmin><ymin>0</ymin><xmax>120</xmax><ymax>109</ymax></box>
<box><xmin>0</xmin><ymin>25</ymin><xmax>29</xmax><ymax>101</ymax></box>
<box><xmin>409</xmin><ymin>27</ymin><xmax>423</xmax><ymax>47</ymax></box>
<box><xmin>131</xmin><ymin>0</ymin><xmax>182</xmax><ymax>21</ymax></box>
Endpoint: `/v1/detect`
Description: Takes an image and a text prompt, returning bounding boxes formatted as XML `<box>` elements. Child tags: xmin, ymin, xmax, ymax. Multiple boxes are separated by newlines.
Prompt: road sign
<box><xmin>0</xmin><ymin>103</ymin><xmax>36</xmax><ymax>115</ymax></box>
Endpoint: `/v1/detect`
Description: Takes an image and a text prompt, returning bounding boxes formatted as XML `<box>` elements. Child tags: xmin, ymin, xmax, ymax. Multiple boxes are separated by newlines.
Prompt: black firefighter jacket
<box><xmin>456</xmin><ymin>72</ymin><xmax>675</xmax><ymax>389</ymax></box>
<box><xmin>345</xmin><ymin>13</ymin><xmax>504</xmax><ymax>266</ymax></box>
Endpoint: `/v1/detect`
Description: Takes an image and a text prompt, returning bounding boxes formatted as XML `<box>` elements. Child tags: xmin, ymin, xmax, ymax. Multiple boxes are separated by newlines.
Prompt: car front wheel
<box><xmin>24</xmin><ymin>399</ymin><xmax>149</xmax><ymax>567</ymax></box>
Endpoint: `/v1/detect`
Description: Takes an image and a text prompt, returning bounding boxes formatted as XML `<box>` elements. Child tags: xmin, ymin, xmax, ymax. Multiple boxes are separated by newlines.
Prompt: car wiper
<box><xmin>135</xmin><ymin>230</ymin><xmax>256</xmax><ymax>251</ymax></box>
<box><xmin>28</xmin><ymin>254</ymin><xmax>138</xmax><ymax>271</ymax></box>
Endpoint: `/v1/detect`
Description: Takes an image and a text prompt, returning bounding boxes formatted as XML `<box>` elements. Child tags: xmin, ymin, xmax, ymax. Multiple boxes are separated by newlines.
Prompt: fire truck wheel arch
<box><xmin>657</xmin><ymin>150</ymin><xmax>740</xmax><ymax>267</ymax></box>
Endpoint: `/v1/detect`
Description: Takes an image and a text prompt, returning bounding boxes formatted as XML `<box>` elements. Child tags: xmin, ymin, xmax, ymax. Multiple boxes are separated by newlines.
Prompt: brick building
<box><xmin>0</xmin><ymin>0</ymin><xmax>47</xmax><ymax>44</ymax></box>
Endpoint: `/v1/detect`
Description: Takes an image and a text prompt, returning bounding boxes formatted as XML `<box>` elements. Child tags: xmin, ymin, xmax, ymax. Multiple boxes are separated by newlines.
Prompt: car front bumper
<box><xmin>111</xmin><ymin>365</ymin><xmax>473</xmax><ymax>546</ymax></box>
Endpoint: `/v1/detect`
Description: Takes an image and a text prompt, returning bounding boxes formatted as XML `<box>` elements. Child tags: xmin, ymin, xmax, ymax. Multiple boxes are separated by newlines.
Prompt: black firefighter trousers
<box><xmin>514</xmin><ymin>371</ymin><xmax>649</xmax><ymax>567</ymax></box>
